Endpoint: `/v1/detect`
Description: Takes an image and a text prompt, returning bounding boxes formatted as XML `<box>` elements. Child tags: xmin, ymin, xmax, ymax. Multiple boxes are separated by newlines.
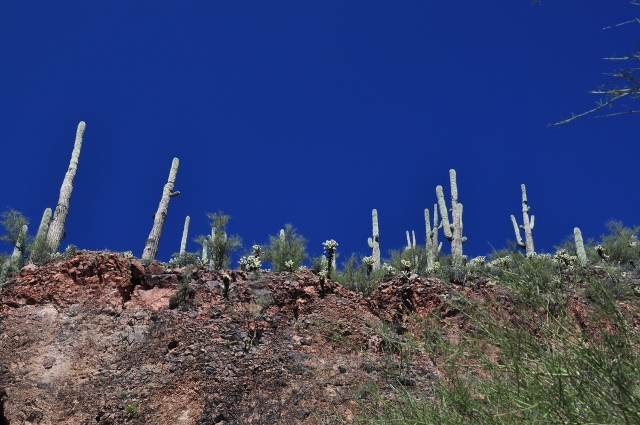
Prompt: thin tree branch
<box><xmin>603</xmin><ymin>18</ymin><xmax>640</xmax><ymax>30</ymax></box>
<box><xmin>595</xmin><ymin>104</ymin><xmax>640</xmax><ymax>118</ymax></box>
<box><xmin>549</xmin><ymin>91</ymin><xmax>633</xmax><ymax>126</ymax></box>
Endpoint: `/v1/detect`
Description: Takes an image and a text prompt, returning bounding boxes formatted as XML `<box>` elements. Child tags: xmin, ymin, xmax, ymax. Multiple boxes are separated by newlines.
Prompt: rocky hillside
<box><xmin>0</xmin><ymin>251</ymin><xmax>460</xmax><ymax>424</ymax></box>
<box><xmin>2</xmin><ymin>251</ymin><xmax>637</xmax><ymax>424</ymax></box>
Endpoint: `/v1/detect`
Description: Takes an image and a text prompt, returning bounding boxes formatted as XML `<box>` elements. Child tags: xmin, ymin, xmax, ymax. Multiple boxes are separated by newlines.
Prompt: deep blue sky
<box><xmin>1</xmin><ymin>1</ymin><xmax>639</xmax><ymax>266</ymax></box>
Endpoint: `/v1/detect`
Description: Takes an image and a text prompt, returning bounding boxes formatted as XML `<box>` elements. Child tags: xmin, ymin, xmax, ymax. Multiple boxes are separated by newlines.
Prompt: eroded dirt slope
<box><xmin>0</xmin><ymin>252</ymin><xmax>454</xmax><ymax>425</ymax></box>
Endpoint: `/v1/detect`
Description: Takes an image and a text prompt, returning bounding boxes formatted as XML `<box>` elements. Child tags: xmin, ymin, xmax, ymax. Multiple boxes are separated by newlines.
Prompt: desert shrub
<box><xmin>388</xmin><ymin>246</ymin><xmax>432</xmax><ymax>275</ymax></box>
<box><xmin>262</xmin><ymin>224</ymin><xmax>307</xmax><ymax>272</ymax></box>
<box><xmin>169</xmin><ymin>251</ymin><xmax>202</xmax><ymax>268</ymax></box>
<box><xmin>26</xmin><ymin>234</ymin><xmax>54</xmax><ymax>265</ymax></box>
<box><xmin>169</xmin><ymin>267</ymin><xmax>198</xmax><ymax>311</ymax></box>
<box><xmin>355</xmin><ymin>261</ymin><xmax>640</xmax><ymax>425</ymax></box>
<box><xmin>334</xmin><ymin>253</ymin><xmax>386</xmax><ymax>296</ymax></box>
<box><xmin>311</xmin><ymin>255</ymin><xmax>327</xmax><ymax>273</ymax></box>
<box><xmin>194</xmin><ymin>211</ymin><xmax>242</xmax><ymax>271</ymax></box>
<box><xmin>0</xmin><ymin>208</ymin><xmax>29</xmax><ymax>252</ymax></box>
<box><xmin>63</xmin><ymin>244</ymin><xmax>78</xmax><ymax>259</ymax></box>
<box><xmin>123</xmin><ymin>403</ymin><xmax>139</xmax><ymax>416</ymax></box>
<box><xmin>598</xmin><ymin>220</ymin><xmax>640</xmax><ymax>267</ymax></box>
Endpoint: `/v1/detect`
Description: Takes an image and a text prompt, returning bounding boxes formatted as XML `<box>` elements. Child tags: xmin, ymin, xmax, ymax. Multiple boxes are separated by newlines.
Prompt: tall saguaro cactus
<box><xmin>511</xmin><ymin>184</ymin><xmax>535</xmax><ymax>256</ymax></box>
<box><xmin>436</xmin><ymin>169</ymin><xmax>467</xmax><ymax>258</ymax></box>
<box><xmin>142</xmin><ymin>158</ymin><xmax>180</xmax><ymax>261</ymax></box>
<box><xmin>425</xmin><ymin>207</ymin><xmax>442</xmax><ymax>269</ymax></box>
<box><xmin>180</xmin><ymin>216</ymin><xmax>190</xmax><ymax>254</ymax></box>
<box><xmin>574</xmin><ymin>227</ymin><xmax>587</xmax><ymax>266</ymax></box>
<box><xmin>46</xmin><ymin>121</ymin><xmax>86</xmax><ymax>253</ymax></box>
<box><xmin>30</xmin><ymin>208</ymin><xmax>52</xmax><ymax>264</ymax></box>
<box><xmin>36</xmin><ymin>208</ymin><xmax>52</xmax><ymax>242</ymax></box>
<box><xmin>367</xmin><ymin>209</ymin><xmax>381</xmax><ymax>271</ymax></box>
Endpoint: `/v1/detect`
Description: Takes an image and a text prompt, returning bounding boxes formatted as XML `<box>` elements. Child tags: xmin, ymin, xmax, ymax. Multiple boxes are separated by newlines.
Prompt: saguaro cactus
<box><xmin>29</xmin><ymin>208</ymin><xmax>52</xmax><ymax>264</ymax></box>
<box><xmin>436</xmin><ymin>169</ymin><xmax>466</xmax><ymax>258</ymax></box>
<box><xmin>511</xmin><ymin>184</ymin><xmax>535</xmax><ymax>256</ymax></box>
<box><xmin>36</xmin><ymin>208</ymin><xmax>52</xmax><ymax>242</ymax></box>
<box><xmin>367</xmin><ymin>209</ymin><xmax>381</xmax><ymax>271</ymax></box>
<box><xmin>142</xmin><ymin>158</ymin><xmax>180</xmax><ymax>261</ymax></box>
<box><xmin>323</xmin><ymin>240</ymin><xmax>338</xmax><ymax>278</ymax></box>
<box><xmin>180</xmin><ymin>216</ymin><xmax>190</xmax><ymax>254</ymax></box>
<box><xmin>425</xmin><ymin>207</ymin><xmax>442</xmax><ymax>269</ymax></box>
<box><xmin>574</xmin><ymin>227</ymin><xmax>587</xmax><ymax>266</ymax></box>
<box><xmin>202</xmin><ymin>241</ymin><xmax>208</xmax><ymax>264</ymax></box>
<box><xmin>46</xmin><ymin>121</ymin><xmax>86</xmax><ymax>253</ymax></box>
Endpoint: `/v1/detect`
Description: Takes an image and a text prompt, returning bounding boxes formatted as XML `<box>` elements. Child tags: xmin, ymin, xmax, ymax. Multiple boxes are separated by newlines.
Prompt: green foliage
<box><xmin>333</xmin><ymin>253</ymin><xmax>386</xmax><ymax>296</ymax></box>
<box><xmin>0</xmin><ymin>207</ymin><xmax>29</xmax><ymax>250</ymax></box>
<box><xmin>388</xmin><ymin>246</ymin><xmax>431</xmax><ymax>275</ymax></box>
<box><xmin>598</xmin><ymin>220</ymin><xmax>640</xmax><ymax>267</ymax></box>
<box><xmin>26</xmin><ymin>234</ymin><xmax>54</xmax><ymax>265</ymax></box>
<box><xmin>310</xmin><ymin>255</ymin><xmax>327</xmax><ymax>273</ymax></box>
<box><xmin>195</xmin><ymin>211</ymin><xmax>242</xmax><ymax>271</ymax></box>
<box><xmin>63</xmin><ymin>244</ymin><xmax>78</xmax><ymax>259</ymax></box>
<box><xmin>354</xmin><ymin>261</ymin><xmax>640</xmax><ymax>425</ymax></box>
<box><xmin>123</xmin><ymin>403</ymin><xmax>139</xmax><ymax>416</ymax></box>
<box><xmin>169</xmin><ymin>251</ymin><xmax>202</xmax><ymax>268</ymax></box>
<box><xmin>169</xmin><ymin>267</ymin><xmax>197</xmax><ymax>311</ymax></box>
<box><xmin>262</xmin><ymin>224</ymin><xmax>307</xmax><ymax>272</ymax></box>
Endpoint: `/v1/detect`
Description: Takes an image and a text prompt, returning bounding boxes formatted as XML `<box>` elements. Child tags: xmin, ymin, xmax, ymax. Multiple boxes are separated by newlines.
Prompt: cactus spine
<box><xmin>510</xmin><ymin>184</ymin><xmax>535</xmax><ymax>256</ymax></box>
<box><xmin>436</xmin><ymin>169</ymin><xmax>466</xmax><ymax>258</ymax></box>
<box><xmin>142</xmin><ymin>158</ymin><xmax>180</xmax><ymax>261</ymax></box>
<box><xmin>367</xmin><ymin>209</ymin><xmax>381</xmax><ymax>271</ymax></box>
<box><xmin>46</xmin><ymin>121</ymin><xmax>85</xmax><ymax>253</ymax></box>
<box><xmin>180</xmin><ymin>216</ymin><xmax>190</xmax><ymax>254</ymax></box>
<box><xmin>574</xmin><ymin>227</ymin><xmax>587</xmax><ymax>266</ymax></box>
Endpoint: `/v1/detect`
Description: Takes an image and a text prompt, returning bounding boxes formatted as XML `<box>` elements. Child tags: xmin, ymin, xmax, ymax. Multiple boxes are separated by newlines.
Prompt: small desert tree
<box><xmin>0</xmin><ymin>208</ymin><xmax>29</xmax><ymax>285</ymax></box>
<box><xmin>262</xmin><ymin>224</ymin><xmax>308</xmax><ymax>272</ymax></box>
<box><xmin>0</xmin><ymin>208</ymin><xmax>29</xmax><ymax>256</ymax></box>
<box><xmin>194</xmin><ymin>211</ymin><xmax>242</xmax><ymax>271</ymax></box>
<box><xmin>546</xmin><ymin>2</ymin><xmax>640</xmax><ymax>125</ymax></box>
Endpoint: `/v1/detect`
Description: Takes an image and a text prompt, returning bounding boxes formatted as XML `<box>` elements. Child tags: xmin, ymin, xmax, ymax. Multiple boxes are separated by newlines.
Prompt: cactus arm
<box><xmin>436</xmin><ymin>185</ymin><xmax>453</xmax><ymax>241</ymax></box>
<box><xmin>35</xmin><ymin>208</ymin><xmax>52</xmax><ymax>244</ymax></box>
<box><xmin>11</xmin><ymin>225</ymin><xmax>28</xmax><ymax>261</ymax></box>
<box><xmin>46</xmin><ymin>121</ymin><xmax>85</xmax><ymax>253</ymax></box>
<box><xmin>530</xmin><ymin>215</ymin><xmax>535</xmax><ymax>230</ymax></box>
<box><xmin>432</xmin><ymin>204</ymin><xmax>441</xmax><ymax>249</ymax></box>
<box><xmin>436</xmin><ymin>170</ymin><xmax>464</xmax><ymax>255</ymax></box>
<box><xmin>142</xmin><ymin>157</ymin><xmax>179</xmax><ymax>261</ymax></box>
<box><xmin>511</xmin><ymin>215</ymin><xmax>526</xmax><ymax>248</ymax></box>
<box><xmin>424</xmin><ymin>209</ymin><xmax>431</xmax><ymax>243</ymax></box>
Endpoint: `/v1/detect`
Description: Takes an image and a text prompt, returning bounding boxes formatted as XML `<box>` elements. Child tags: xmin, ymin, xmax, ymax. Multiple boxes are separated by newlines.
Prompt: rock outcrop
<box><xmin>0</xmin><ymin>252</ymin><xmax>446</xmax><ymax>424</ymax></box>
